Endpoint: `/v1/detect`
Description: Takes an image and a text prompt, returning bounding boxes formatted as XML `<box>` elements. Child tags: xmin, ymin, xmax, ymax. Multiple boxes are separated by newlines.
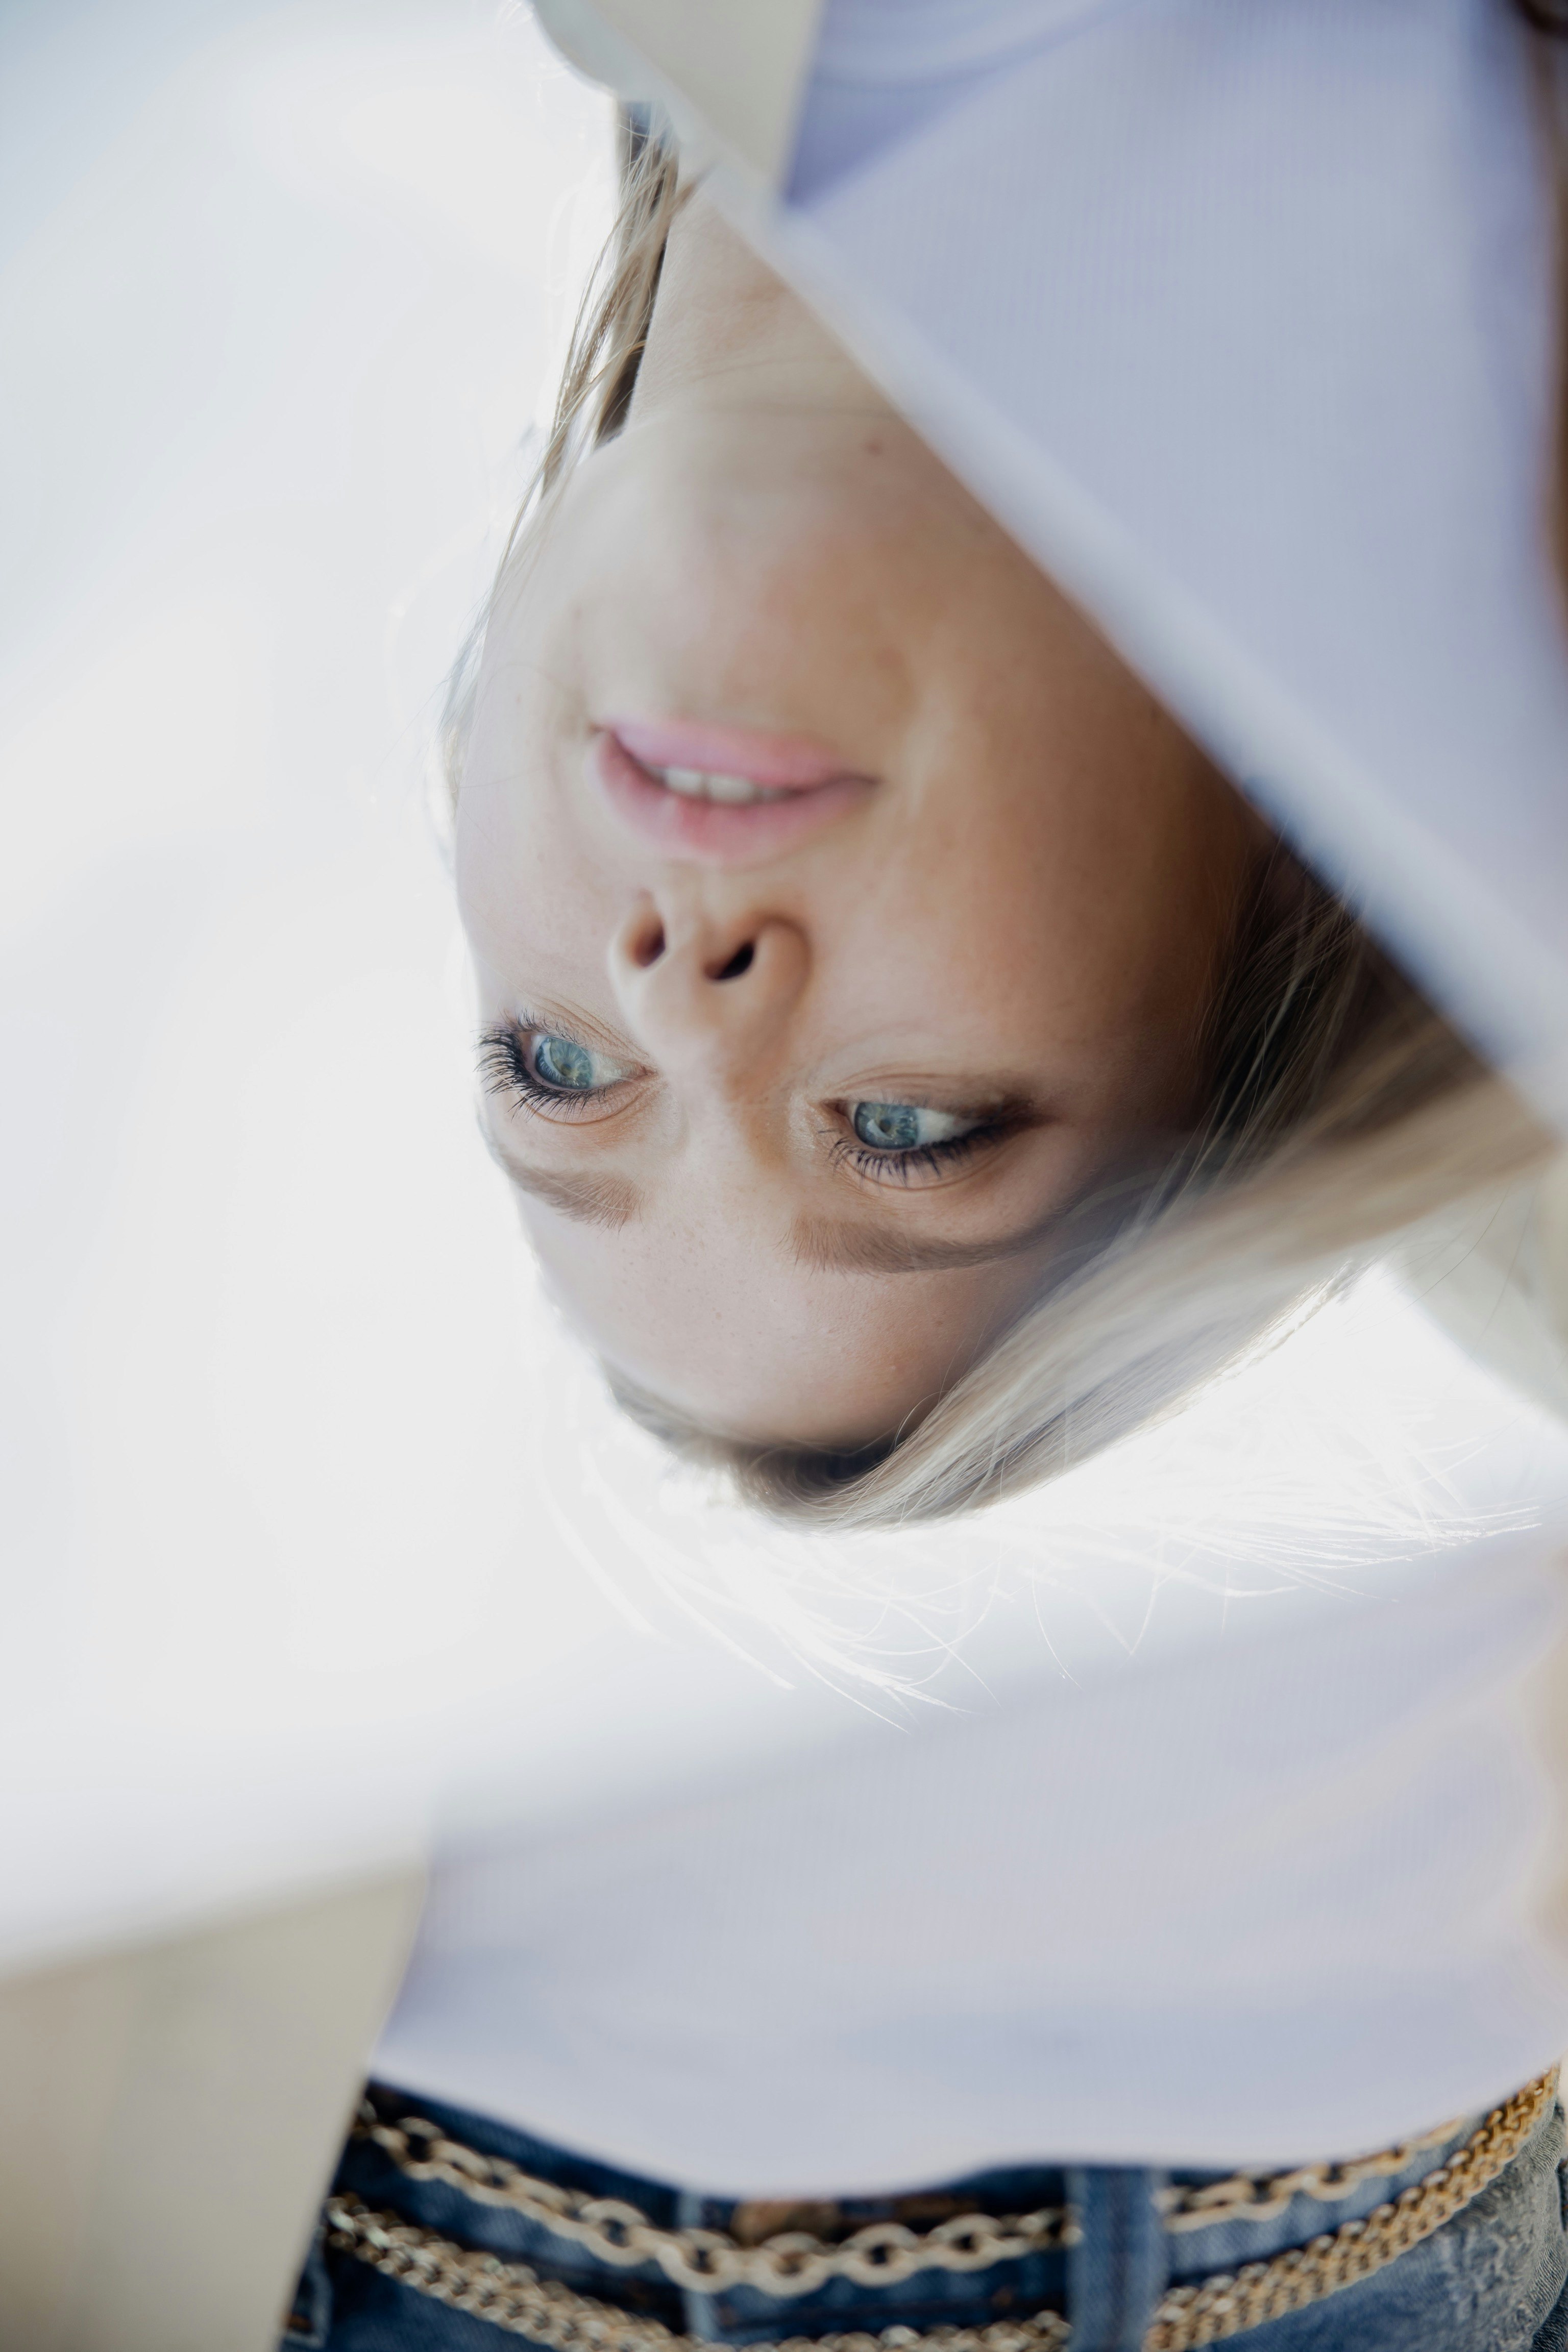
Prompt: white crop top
<box><xmin>378</xmin><ymin>1194</ymin><xmax>1568</xmax><ymax>2187</ymax></box>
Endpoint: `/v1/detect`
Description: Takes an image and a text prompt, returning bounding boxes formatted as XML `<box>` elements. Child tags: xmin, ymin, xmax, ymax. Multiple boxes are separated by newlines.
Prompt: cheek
<box><xmin>817</xmin><ymin>821</ymin><xmax>1213</xmax><ymax>1135</ymax></box>
<box><xmin>918</xmin><ymin>790</ymin><xmax>1223</xmax><ymax>1056</ymax></box>
<box><xmin>456</xmin><ymin>766</ymin><xmax>622</xmax><ymax>985</ymax></box>
<box><xmin>826</xmin><ymin>836</ymin><xmax>1068</xmax><ymax>1051</ymax></box>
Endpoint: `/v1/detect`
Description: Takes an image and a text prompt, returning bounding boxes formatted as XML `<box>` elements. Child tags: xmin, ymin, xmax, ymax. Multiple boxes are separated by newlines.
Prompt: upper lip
<box><xmin>589</xmin><ymin>726</ymin><xmax>875</xmax><ymax>866</ymax></box>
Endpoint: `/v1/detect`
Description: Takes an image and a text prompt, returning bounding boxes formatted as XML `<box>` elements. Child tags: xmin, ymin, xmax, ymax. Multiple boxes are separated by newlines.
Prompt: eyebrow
<box><xmin>481</xmin><ymin>1129</ymin><xmax>643</xmax><ymax>1229</ymax></box>
<box><xmin>482</xmin><ymin>1121</ymin><xmax>1058</xmax><ymax>1263</ymax></box>
<box><xmin>791</xmin><ymin>1211</ymin><xmax>1060</xmax><ymax>1275</ymax></box>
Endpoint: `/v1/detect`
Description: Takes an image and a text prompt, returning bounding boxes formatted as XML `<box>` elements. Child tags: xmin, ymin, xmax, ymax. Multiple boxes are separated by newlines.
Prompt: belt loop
<box><xmin>676</xmin><ymin>2188</ymin><xmax>722</xmax><ymax>2342</ymax></box>
<box><xmin>1067</xmin><ymin>2168</ymin><xmax>1169</xmax><ymax>2352</ymax></box>
<box><xmin>280</xmin><ymin>2218</ymin><xmax>334</xmax><ymax>2348</ymax></box>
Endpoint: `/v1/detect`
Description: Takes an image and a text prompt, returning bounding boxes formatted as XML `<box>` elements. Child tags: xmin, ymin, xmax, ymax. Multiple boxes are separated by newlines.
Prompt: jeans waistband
<box><xmin>301</xmin><ymin>2070</ymin><xmax>1560</xmax><ymax>2352</ymax></box>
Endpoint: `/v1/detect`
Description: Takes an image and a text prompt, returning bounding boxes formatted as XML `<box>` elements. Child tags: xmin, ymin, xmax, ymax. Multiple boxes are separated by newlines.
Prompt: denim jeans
<box><xmin>285</xmin><ymin>2078</ymin><xmax>1568</xmax><ymax>2351</ymax></box>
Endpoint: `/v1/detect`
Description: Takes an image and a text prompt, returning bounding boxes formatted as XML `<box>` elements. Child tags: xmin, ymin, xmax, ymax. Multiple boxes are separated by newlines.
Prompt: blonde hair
<box><xmin>445</xmin><ymin>97</ymin><xmax>1561</xmax><ymax>1532</ymax></box>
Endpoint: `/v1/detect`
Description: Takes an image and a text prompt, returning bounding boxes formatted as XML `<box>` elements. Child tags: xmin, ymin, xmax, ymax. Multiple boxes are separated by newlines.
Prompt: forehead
<box><xmin>519</xmin><ymin>1191</ymin><xmax>1033</xmax><ymax>1449</ymax></box>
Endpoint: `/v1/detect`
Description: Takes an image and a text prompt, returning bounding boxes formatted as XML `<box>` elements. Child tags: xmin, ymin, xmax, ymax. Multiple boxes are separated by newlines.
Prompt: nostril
<box><xmin>709</xmin><ymin>942</ymin><xmax>755</xmax><ymax>982</ymax></box>
<box><xmin>629</xmin><ymin>915</ymin><xmax>666</xmax><ymax>969</ymax></box>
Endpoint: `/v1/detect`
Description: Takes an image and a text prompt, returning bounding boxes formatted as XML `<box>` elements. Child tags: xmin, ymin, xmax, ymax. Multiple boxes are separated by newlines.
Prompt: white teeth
<box><xmin>654</xmin><ymin>765</ymin><xmax>788</xmax><ymax>804</ymax></box>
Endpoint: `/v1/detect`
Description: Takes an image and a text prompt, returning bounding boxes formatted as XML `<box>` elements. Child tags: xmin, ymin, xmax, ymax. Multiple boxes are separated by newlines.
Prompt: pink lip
<box><xmin>590</xmin><ymin>721</ymin><xmax>875</xmax><ymax>865</ymax></box>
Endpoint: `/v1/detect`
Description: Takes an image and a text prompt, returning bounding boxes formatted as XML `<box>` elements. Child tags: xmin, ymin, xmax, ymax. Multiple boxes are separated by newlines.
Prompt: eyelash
<box><xmin>825</xmin><ymin>1126</ymin><xmax>999</xmax><ymax>1187</ymax></box>
<box><xmin>480</xmin><ymin>1020</ymin><xmax>1008</xmax><ymax>1177</ymax></box>
<box><xmin>477</xmin><ymin>1020</ymin><xmax>616</xmax><ymax>1117</ymax></box>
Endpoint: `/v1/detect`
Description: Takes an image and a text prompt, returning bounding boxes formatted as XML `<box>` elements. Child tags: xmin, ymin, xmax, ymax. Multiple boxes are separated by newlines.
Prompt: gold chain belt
<box><xmin>1147</xmin><ymin>2070</ymin><xmax>1555</xmax><ymax>2349</ymax></box>
<box><xmin>331</xmin><ymin>2069</ymin><xmax>1556</xmax><ymax>2352</ymax></box>
<box><xmin>323</xmin><ymin>2201</ymin><xmax>1068</xmax><ymax>2352</ymax></box>
<box><xmin>352</xmin><ymin>2105</ymin><xmax>1080</xmax><ymax>2293</ymax></box>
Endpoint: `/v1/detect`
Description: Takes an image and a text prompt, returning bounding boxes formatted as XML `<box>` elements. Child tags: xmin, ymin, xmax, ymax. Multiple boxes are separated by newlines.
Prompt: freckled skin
<box><xmin>457</xmin><ymin>198</ymin><xmax>1263</xmax><ymax>1449</ymax></box>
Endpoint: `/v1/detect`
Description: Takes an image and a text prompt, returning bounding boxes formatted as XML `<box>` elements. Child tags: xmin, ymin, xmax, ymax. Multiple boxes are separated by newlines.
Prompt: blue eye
<box><xmin>851</xmin><ymin>1101</ymin><xmax>977</xmax><ymax>1152</ymax></box>
<box><xmin>533</xmin><ymin>1034</ymin><xmax>599</xmax><ymax>1090</ymax></box>
<box><xmin>477</xmin><ymin>1021</ymin><xmax>635</xmax><ymax>1115</ymax></box>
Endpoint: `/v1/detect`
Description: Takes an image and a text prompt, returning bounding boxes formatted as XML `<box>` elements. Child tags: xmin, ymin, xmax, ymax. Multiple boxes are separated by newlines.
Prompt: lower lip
<box><xmin>590</xmin><ymin>723</ymin><xmax>874</xmax><ymax>865</ymax></box>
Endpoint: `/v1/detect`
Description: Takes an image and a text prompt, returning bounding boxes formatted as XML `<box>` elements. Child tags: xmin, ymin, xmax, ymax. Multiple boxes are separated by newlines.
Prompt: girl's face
<box><xmin>457</xmin><ymin>205</ymin><xmax>1259</xmax><ymax>1449</ymax></box>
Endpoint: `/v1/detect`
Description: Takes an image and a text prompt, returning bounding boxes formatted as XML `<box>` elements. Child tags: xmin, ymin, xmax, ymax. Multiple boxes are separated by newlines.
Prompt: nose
<box><xmin>607</xmin><ymin>889</ymin><xmax>809</xmax><ymax>1080</ymax></box>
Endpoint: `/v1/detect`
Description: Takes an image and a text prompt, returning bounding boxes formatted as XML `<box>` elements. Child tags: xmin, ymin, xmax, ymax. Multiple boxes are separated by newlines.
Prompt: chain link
<box><xmin>356</xmin><ymin>2086</ymin><xmax>1492</xmax><ymax>2281</ymax></box>
<box><xmin>325</xmin><ymin>2198</ymin><xmax>1071</xmax><ymax>2352</ymax></box>
<box><xmin>1144</xmin><ymin>2069</ymin><xmax>1557</xmax><ymax>2350</ymax></box>
<box><xmin>1157</xmin><ymin>2114</ymin><xmax>1466</xmax><ymax>2233</ymax></box>
<box><xmin>355</xmin><ymin>2108</ymin><xmax>1080</xmax><ymax>2293</ymax></box>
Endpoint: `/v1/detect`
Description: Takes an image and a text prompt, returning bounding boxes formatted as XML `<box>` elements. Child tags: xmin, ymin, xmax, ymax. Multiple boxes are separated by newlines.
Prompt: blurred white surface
<box><xmin>0</xmin><ymin>0</ymin><xmax>628</xmax><ymax>1959</ymax></box>
<box><xmin>4</xmin><ymin>0</ymin><xmax>1568</xmax><ymax>1995</ymax></box>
